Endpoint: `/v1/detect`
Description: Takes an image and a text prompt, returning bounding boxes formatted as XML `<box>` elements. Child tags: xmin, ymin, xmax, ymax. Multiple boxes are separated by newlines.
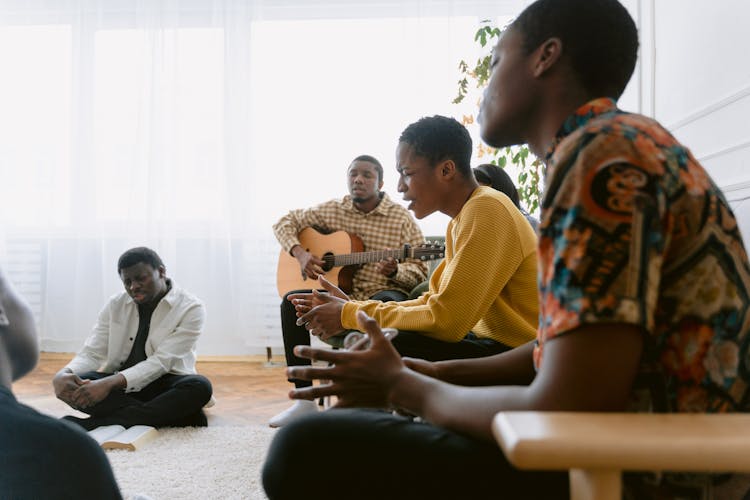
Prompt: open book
<box><xmin>87</xmin><ymin>424</ymin><xmax>158</xmax><ymax>451</ymax></box>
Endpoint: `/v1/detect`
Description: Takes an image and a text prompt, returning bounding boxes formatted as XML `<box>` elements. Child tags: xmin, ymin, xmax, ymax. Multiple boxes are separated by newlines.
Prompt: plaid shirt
<box><xmin>273</xmin><ymin>193</ymin><xmax>428</xmax><ymax>300</ymax></box>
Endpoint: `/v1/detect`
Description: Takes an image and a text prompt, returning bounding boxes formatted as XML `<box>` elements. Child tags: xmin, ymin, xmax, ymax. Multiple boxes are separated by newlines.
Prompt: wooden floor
<box><xmin>12</xmin><ymin>353</ymin><xmax>294</xmax><ymax>427</ymax></box>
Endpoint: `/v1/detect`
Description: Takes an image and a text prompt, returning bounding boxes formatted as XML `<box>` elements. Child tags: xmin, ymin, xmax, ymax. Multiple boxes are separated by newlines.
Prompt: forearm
<box><xmin>434</xmin><ymin>342</ymin><xmax>537</xmax><ymax>386</ymax></box>
<box><xmin>100</xmin><ymin>372</ymin><xmax>127</xmax><ymax>390</ymax></box>
<box><xmin>341</xmin><ymin>297</ymin><xmax>474</xmax><ymax>342</ymax></box>
<box><xmin>388</xmin><ymin>369</ymin><xmax>533</xmax><ymax>442</ymax></box>
<box><xmin>118</xmin><ymin>356</ymin><xmax>169</xmax><ymax>391</ymax></box>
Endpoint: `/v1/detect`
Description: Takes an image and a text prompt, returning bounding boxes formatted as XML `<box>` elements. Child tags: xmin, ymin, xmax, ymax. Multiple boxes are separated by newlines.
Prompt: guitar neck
<box><xmin>325</xmin><ymin>247</ymin><xmax>406</xmax><ymax>267</ymax></box>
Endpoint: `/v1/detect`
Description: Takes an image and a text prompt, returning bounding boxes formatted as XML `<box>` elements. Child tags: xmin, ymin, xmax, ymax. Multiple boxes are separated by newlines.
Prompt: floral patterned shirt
<box><xmin>533</xmin><ymin>97</ymin><xmax>750</xmax><ymax>414</ymax></box>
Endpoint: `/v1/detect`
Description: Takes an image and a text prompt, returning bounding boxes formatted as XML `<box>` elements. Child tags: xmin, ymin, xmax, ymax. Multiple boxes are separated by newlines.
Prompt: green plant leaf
<box><xmin>453</xmin><ymin>21</ymin><xmax>542</xmax><ymax>214</ymax></box>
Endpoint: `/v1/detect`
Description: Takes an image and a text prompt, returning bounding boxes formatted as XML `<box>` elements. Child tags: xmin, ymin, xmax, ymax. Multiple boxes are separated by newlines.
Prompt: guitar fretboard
<box><xmin>324</xmin><ymin>248</ymin><xmax>406</xmax><ymax>267</ymax></box>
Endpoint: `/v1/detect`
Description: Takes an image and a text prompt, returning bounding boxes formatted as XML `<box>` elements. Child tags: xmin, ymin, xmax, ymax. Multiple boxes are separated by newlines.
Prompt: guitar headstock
<box><xmin>411</xmin><ymin>241</ymin><xmax>445</xmax><ymax>261</ymax></box>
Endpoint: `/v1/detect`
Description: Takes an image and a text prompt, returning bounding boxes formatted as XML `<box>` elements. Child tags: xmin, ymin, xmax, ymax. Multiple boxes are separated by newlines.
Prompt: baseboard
<box><xmin>38</xmin><ymin>352</ymin><xmax>286</xmax><ymax>364</ymax></box>
<box><xmin>198</xmin><ymin>354</ymin><xmax>285</xmax><ymax>363</ymax></box>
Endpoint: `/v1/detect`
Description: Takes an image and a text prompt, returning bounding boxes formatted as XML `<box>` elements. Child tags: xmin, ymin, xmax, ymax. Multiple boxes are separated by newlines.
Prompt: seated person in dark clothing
<box><xmin>52</xmin><ymin>246</ymin><xmax>212</xmax><ymax>430</ymax></box>
<box><xmin>0</xmin><ymin>265</ymin><xmax>122</xmax><ymax>499</ymax></box>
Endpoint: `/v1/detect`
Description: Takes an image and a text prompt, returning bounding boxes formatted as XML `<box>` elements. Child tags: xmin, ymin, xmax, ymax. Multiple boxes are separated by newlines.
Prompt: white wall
<box><xmin>635</xmin><ymin>0</ymin><xmax>750</xmax><ymax>244</ymax></box>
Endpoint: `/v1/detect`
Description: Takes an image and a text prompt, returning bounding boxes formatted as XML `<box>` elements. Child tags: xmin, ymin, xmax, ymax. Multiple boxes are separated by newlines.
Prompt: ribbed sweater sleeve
<box><xmin>341</xmin><ymin>188</ymin><xmax>538</xmax><ymax>345</ymax></box>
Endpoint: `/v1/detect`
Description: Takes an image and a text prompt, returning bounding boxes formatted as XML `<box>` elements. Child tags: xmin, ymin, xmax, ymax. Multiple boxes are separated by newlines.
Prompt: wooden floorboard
<box><xmin>12</xmin><ymin>353</ymin><xmax>294</xmax><ymax>427</ymax></box>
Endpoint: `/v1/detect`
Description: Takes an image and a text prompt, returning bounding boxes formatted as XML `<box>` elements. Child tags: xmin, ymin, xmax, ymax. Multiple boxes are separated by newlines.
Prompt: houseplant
<box><xmin>453</xmin><ymin>22</ymin><xmax>543</xmax><ymax>214</ymax></box>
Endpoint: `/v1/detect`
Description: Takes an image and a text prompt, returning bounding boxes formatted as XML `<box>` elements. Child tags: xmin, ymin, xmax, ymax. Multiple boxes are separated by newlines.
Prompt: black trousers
<box><xmin>391</xmin><ymin>330</ymin><xmax>512</xmax><ymax>361</ymax></box>
<box><xmin>262</xmin><ymin>408</ymin><xmax>569</xmax><ymax>500</ymax></box>
<box><xmin>77</xmin><ymin>371</ymin><xmax>212</xmax><ymax>428</ymax></box>
<box><xmin>281</xmin><ymin>289</ymin><xmax>407</xmax><ymax>389</ymax></box>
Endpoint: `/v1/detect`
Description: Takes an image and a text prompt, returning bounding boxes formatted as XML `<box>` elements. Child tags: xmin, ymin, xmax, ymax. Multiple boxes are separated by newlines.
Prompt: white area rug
<box><xmin>106</xmin><ymin>426</ymin><xmax>276</xmax><ymax>500</ymax></box>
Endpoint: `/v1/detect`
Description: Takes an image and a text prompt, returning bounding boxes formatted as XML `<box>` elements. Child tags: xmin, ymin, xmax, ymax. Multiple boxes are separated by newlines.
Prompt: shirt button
<box><xmin>129</xmin><ymin>337</ymin><xmax>133</xmax><ymax>341</ymax></box>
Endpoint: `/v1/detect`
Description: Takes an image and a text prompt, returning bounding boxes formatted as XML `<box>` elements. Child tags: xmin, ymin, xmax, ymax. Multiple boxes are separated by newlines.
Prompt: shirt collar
<box><xmin>544</xmin><ymin>97</ymin><xmax>618</xmax><ymax>162</ymax></box>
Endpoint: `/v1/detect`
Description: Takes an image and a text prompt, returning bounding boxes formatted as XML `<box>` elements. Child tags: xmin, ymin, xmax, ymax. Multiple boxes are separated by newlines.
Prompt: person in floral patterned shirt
<box><xmin>262</xmin><ymin>0</ymin><xmax>750</xmax><ymax>498</ymax></box>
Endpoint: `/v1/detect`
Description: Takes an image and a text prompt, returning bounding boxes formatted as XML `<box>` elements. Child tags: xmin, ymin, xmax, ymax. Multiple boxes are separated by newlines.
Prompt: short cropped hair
<box><xmin>351</xmin><ymin>154</ymin><xmax>384</xmax><ymax>184</ymax></box>
<box><xmin>473</xmin><ymin>164</ymin><xmax>521</xmax><ymax>208</ymax></box>
<box><xmin>117</xmin><ymin>247</ymin><xmax>164</xmax><ymax>273</ymax></box>
<box><xmin>512</xmin><ymin>0</ymin><xmax>638</xmax><ymax>99</ymax></box>
<box><xmin>398</xmin><ymin>116</ymin><xmax>473</xmax><ymax>177</ymax></box>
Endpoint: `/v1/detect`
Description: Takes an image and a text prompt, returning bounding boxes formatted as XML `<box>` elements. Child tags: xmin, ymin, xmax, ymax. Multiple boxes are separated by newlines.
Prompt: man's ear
<box><xmin>158</xmin><ymin>265</ymin><xmax>167</xmax><ymax>278</ymax></box>
<box><xmin>438</xmin><ymin>159</ymin><xmax>457</xmax><ymax>181</ymax></box>
<box><xmin>435</xmin><ymin>160</ymin><xmax>456</xmax><ymax>181</ymax></box>
<box><xmin>533</xmin><ymin>37</ymin><xmax>563</xmax><ymax>78</ymax></box>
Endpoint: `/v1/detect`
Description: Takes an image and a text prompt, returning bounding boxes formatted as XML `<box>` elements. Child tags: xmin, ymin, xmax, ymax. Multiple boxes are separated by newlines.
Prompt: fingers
<box><xmin>287</xmin><ymin>292</ymin><xmax>313</xmax><ymax>302</ymax></box>
<box><xmin>295</xmin><ymin>310</ymin><xmax>314</xmax><ymax>327</ymax></box>
<box><xmin>289</xmin><ymin>383</ymin><xmax>338</xmax><ymax>401</ymax></box>
<box><xmin>403</xmin><ymin>357</ymin><xmax>429</xmax><ymax>372</ymax></box>
<box><xmin>292</xmin><ymin>300</ymin><xmax>312</xmax><ymax>316</ymax></box>
<box><xmin>318</xmin><ymin>276</ymin><xmax>349</xmax><ymax>300</ymax></box>
<box><xmin>402</xmin><ymin>357</ymin><xmax>421</xmax><ymax>369</ymax></box>
<box><xmin>356</xmin><ymin>311</ymin><xmax>386</xmax><ymax>342</ymax></box>
<box><xmin>318</xmin><ymin>275</ymin><xmax>336</xmax><ymax>291</ymax></box>
<box><xmin>312</xmin><ymin>289</ymin><xmax>332</xmax><ymax>302</ymax></box>
<box><xmin>292</xmin><ymin>345</ymin><xmax>344</xmax><ymax>364</ymax></box>
<box><xmin>286</xmin><ymin>364</ymin><xmax>333</xmax><ymax>381</ymax></box>
<box><xmin>71</xmin><ymin>388</ymin><xmax>90</xmax><ymax>409</ymax></box>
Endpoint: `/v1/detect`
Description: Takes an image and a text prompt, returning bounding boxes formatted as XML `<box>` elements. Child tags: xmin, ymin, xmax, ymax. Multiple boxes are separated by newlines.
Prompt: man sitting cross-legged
<box><xmin>53</xmin><ymin>246</ymin><xmax>212</xmax><ymax>431</ymax></box>
<box><xmin>291</xmin><ymin>115</ymin><xmax>539</xmax><ymax>365</ymax></box>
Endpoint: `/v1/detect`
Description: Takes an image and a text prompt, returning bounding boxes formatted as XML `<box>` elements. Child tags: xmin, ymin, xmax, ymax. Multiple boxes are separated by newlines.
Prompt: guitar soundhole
<box><xmin>321</xmin><ymin>252</ymin><xmax>335</xmax><ymax>272</ymax></box>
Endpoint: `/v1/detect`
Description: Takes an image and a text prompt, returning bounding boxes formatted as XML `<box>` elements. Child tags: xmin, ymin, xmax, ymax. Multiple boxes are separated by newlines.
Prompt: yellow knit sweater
<box><xmin>340</xmin><ymin>186</ymin><xmax>538</xmax><ymax>347</ymax></box>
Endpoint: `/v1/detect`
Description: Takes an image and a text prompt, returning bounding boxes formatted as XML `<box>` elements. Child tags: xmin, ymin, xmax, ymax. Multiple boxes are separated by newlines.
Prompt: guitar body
<box><xmin>276</xmin><ymin>228</ymin><xmax>364</xmax><ymax>297</ymax></box>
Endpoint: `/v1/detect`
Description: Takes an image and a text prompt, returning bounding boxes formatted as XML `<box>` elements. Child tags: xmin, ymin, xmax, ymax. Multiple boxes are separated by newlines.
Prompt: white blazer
<box><xmin>66</xmin><ymin>281</ymin><xmax>206</xmax><ymax>392</ymax></box>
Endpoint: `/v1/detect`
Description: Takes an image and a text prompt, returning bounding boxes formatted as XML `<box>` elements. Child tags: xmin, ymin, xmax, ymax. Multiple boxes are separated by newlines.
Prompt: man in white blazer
<box><xmin>53</xmin><ymin>246</ymin><xmax>212</xmax><ymax>430</ymax></box>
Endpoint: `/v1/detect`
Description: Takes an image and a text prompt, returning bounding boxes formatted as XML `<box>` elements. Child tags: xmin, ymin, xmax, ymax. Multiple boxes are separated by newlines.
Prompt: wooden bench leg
<box><xmin>569</xmin><ymin>468</ymin><xmax>621</xmax><ymax>500</ymax></box>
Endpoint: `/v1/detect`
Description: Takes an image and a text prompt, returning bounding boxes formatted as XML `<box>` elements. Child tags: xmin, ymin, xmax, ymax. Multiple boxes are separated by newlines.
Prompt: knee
<box><xmin>262</xmin><ymin>416</ymin><xmax>325</xmax><ymax>498</ymax></box>
<box><xmin>281</xmin><ymin>293</ymin><xmax>294</xmax><ymax>314</ymax></box>
<box><xmin>180</xmin><ymin>375</ymin><xmax>213</xmax><ymax>405</ymax></box>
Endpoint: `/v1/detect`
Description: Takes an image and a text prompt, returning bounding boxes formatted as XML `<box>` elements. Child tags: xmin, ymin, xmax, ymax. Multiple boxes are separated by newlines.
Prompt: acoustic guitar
<box><xmin>276</xmin><ymin>227</ymin><xmax>445</xmax><ymax>297</ymax></box>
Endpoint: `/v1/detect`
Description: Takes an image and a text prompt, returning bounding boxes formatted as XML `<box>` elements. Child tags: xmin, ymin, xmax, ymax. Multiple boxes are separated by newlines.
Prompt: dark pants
<box><xmin>391</xmin><ymin>330</ymin><xmax>512</xmax><ymax>361</ymax></box>
<box><xmin>262</xmin><ymin>408</ymin><xmax>569</xmax><ymax>500</ymax></box>
<box><xmin>75</xmin><ymin>371</ymin><xmax>212</xmax><ymax>429</ymax></box>
<box><xmin>281</xmin><ymin>289</ymin><xmax>408</xmax><ymax>389</ymax></box>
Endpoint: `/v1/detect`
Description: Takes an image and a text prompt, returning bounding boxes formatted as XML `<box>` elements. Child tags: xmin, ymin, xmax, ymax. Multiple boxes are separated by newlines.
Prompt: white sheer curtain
<box><xmin>0</xmin><ymin>0</ymin><xmax>525</xmax><ymax>355</ymax></box>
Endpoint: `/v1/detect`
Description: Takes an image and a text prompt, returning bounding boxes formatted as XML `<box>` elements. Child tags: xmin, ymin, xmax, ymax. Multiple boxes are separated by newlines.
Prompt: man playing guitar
<box><xmin>270</xmin><ymin>154</ymin><xmax>428</xmax><ymax>427</ymax></box>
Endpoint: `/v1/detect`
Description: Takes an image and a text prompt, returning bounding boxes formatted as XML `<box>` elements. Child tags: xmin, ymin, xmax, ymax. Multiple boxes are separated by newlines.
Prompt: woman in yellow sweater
<box><xmin>291</xmin><ymin>115</ymin><xmax>538</xmax><ymax>361</ymax></box>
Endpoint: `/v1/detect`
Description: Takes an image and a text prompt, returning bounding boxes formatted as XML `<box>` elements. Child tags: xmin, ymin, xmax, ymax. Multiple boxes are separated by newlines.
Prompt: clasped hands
<box><xmin>53</xmin><ymin>371</ymin><xmax>120</xmax><ymax>410</ymax></box>
<box><xmin>289</xmin><ymin>275</ymin><xmax>350</xmax><ymax>340</ymax></box>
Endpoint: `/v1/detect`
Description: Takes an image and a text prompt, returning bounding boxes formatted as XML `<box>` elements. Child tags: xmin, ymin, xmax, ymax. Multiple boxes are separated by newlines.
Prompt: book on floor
<box><xmin>87</xmin><ymin>424</ymin><xmax>158</xmax><ymax>451</ymax></box>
